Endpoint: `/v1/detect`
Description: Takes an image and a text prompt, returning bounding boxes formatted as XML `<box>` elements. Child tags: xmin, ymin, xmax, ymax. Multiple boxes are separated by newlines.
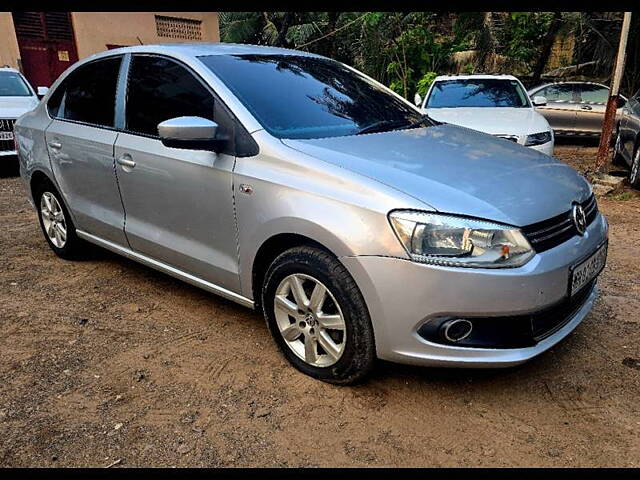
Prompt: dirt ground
<box><xmin>0</xmin><ymin>142</ymin><xmax>639</xmax><ymax>467</ymax></box>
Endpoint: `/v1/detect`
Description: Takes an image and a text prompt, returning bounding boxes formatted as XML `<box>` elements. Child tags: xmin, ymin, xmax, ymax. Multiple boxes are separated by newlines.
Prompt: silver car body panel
<box><xmin>14</xmin><ymin>43</ymin><xmax>609</xmax><ymax>369</ymax></box>
<box><xmin>283</xmin><ymin>124</ymin><xmax>590</xmax><ymax>226</ymax></box>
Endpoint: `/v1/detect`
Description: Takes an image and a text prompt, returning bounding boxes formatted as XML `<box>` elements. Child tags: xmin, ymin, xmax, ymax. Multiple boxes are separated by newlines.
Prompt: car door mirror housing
<box><xmin>532</xmin><ymin>95</ymin><xmax>547</xmax><ymax>106</ymax></box>
<box><xmin>37</xmin><ymin>86</ymin><xmax>49</xmax><ymax>98</ymax></box>
<box><xmin>158</xmin><ymin>116</ymin><xmax>223</xmax><ymax>151</ymax></box>
<box><xmin>414</xmin><ymin>93</ymin><xmax>422</xmax><ymax>107</ymax></box>
<box><xmin>617</xmin><ymin>96</ymin><xmax>627</xmax><ymax>108</ymax></box>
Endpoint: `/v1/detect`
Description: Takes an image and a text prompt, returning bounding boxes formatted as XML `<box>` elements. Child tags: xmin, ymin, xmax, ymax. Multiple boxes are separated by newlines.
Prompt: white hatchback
<box><xmin>415</xmin><ymin>74</ymin><xmax>554</xmax><ymax>156</ymax></box>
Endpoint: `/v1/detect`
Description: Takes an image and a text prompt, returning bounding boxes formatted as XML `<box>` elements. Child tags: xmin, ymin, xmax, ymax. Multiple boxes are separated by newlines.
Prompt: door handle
<box><xmin>48</xmin><ymin>141</ymin><xmax>62</xmax><ymax>150</ymax></box>
<box><xmin>116</xmin><ymin>155</ymin><xmax>136</xmax><ymax>169</ymax></box>
<box><xmin>580</xmin><ymin>105</ymin><xmax>593</xmax><ymax>111</ymax></box>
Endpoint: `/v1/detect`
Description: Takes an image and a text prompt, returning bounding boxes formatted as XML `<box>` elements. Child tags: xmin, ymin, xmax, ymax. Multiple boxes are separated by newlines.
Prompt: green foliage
<box><xmin>416</xmin><ymin>72</ymin><xmax>437</xmax><ymax>97</ymax></box>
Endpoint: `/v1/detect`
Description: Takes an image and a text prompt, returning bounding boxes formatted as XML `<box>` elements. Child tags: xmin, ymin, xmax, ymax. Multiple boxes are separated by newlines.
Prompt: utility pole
<box><xmin>595</xmin><ymin>12</ymin><xmax>632</xmax><ymax>171</ymax></box>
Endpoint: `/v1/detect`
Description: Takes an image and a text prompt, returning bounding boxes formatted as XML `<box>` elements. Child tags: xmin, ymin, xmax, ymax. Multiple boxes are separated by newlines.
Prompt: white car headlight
<box><xmin>525</xmin><ymin>131</ymin><xmax>552</xmax><ymax>146</ymax></box>
<box><xmin>388</xmin><ymin>211</ymin><xmax>534</xmax><ymax>268</ymax></box>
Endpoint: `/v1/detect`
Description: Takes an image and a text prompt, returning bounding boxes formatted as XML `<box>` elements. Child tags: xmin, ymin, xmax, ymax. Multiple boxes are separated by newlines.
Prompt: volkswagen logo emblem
<box><xmin>572</xmin><ymin>203</ymin><xmax>587</xmax><ymax>235</ymax></box>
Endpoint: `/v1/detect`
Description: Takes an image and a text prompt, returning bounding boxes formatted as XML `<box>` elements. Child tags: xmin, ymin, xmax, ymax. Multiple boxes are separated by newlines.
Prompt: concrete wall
<box><xmin>0</xmin><ymin>13</ymin><xmax>21</xmax><ymax>69</ymax></box>
<box><xmin>71</xmin><ymin>12</ymin><xmax>220</xmax><ymax>59</ymax></box>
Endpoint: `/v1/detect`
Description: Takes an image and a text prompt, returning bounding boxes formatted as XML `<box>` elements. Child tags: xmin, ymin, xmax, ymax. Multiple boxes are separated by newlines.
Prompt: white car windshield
<box><xmin>427</xmin><ymin>79</ymin><xmax>530</xmax><ymax>108</ymax></box>
<box><xmin>0</xmin><ymin>72</ymin><xmax>32</xmax><ymax>97</ymax></box>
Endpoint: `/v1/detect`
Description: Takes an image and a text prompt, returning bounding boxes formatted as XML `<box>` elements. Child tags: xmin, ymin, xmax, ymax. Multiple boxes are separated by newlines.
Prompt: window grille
<box><xmin>155</xmin><ymin>15</ymin><xmax>202</xmax><ymax>41</ymax></box>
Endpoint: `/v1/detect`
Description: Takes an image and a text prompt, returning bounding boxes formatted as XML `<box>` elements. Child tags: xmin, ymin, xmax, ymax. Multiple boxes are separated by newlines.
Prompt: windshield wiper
<box><xmin>356</xmin><ymin>114</ymin><xmax>440</xmax><ymax>136</ymax></box>
<box><xmin>355</xmin><ymin>119</ymin><xmax>409</xmax><ymax>135</ymax></box>
<box><xmin>402</xmin><ymin>114</ymin><xmax>441</xmax><ymax>129</ymax></box>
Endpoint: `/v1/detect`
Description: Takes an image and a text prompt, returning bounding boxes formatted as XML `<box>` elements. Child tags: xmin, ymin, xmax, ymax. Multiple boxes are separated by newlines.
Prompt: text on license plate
<box><xmin>571</xmin><ymin>243</ymin><xmax>607</xmax><ymax>296</ymax></box>
<box><xmin>0</xmin><ymin>132</ymin><xmax>13</xmax><ymax>141</ymax></box>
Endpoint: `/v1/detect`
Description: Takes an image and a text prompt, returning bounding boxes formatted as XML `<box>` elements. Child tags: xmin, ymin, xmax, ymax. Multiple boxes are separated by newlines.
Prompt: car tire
<box><xmin>612</xmin><ymin>130</ymin><xmax>625</xmax><ymax>167</ymax></box>
<box><xmin>261</xmin><ymin>246</ymin><xmax>376</xmax><ymax>385</ymax></box>
<box><xmin>34</xmin><ymin>180</ymin><xmax>86</xmax><ymax>259</ymax></box>
<box><xmin>629</xmin><ymin>145</ymin><xmax>640</xmax><ymax>189</ymax></box>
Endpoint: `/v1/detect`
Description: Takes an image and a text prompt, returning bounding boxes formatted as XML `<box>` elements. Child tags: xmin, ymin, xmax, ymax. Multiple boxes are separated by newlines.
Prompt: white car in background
<box><xmin>415</xmin><ymin>74</ymin><xmax>554</xmax><ymax>156</ymax></box>
<box><xmin>0</xmin><ymin>67</ymin><xmax>44</xmax><ymax>159</ymax></box>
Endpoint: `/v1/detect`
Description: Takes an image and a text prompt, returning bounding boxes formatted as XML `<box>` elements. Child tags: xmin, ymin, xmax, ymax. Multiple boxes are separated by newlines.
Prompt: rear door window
<box><xmin>125</xmin><ymin>55</ymin><xmax>214</xmax><ymax>137</ymax></box>
<box><xmin>53</xmin><ymin>57</ymin><xmax>122</xmax><ymax>127</ymax></box>
<box><xmin>577</xmin><ymin>84</ymin><xmax>609</xmax><ymax>104</ymax></box>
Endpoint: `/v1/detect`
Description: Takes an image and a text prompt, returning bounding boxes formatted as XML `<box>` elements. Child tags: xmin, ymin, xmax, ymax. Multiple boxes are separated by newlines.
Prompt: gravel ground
<box><xmin>0</xmin><ymin>143</ymin><xmax>639</xmax><ymax>467</ymax></box>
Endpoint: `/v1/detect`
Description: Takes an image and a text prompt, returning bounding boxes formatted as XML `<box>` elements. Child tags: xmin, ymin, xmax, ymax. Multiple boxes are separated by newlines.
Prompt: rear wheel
<box><xmin>34</xmin><ymin>181</ymin><xmax>86</xmax><ymax>259</ymax></box>
<box><xmin>261</xmin><ymin>246</ymin><xmax>375</xmax><ymax>384</ymax></box>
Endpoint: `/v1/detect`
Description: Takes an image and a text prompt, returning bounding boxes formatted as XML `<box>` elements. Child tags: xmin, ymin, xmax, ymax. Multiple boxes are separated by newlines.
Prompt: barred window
<box><xmin>155</xmin><ymin>15</ymin><xmax>202</xmax><ymax>40</ymax></box>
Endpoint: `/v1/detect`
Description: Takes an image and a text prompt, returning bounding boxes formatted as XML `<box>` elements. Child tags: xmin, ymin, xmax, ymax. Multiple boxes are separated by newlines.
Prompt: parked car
<box><xmin>414</xmin><ymin>74</ymin><xmax>554</xmax><ymax>155</ymax></box>
<box><xmin>15</xmin><ymin>44</ymin><xmax>608</xmax><ymax>384</ymax></box>
<box><xmin>527</xmin><ymin>81</ymin><xmax>626</xmax><ymax>138</ymax></box>
<box><xmin>614</xmin><ymin>88</ymin><xmax>640</xmax><ymax>188</ymax></box>
<box><xmin>0</xmin><ymin>67</ymin><xmax>45</xmax><ymax>160</ymax></box>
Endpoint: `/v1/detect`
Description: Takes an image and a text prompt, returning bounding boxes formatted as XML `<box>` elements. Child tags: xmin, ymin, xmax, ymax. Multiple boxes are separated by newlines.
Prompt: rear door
<box><xmin>113</xmin><ymin>54</ymin><xmax>241</xmax><ymax>292</ymax></box>
<box><xmin>44</xmin><ymin>56</ymin><xmax>128</xmax><ymax>245</ymax></box>
<box><xmin>533</xmin><ymin>84</ymin><xmax>578</xmax><ymax>134</ymax></box>
<box><xmin>574</xmin><ymin>84</ymin><xmax>609</xmax><ymax>135</ymax></box>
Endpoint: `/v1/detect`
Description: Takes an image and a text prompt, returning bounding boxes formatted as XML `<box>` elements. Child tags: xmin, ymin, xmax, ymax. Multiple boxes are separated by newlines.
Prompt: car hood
<box><xmin>424</xmin><ymin>107</ymin><xmax>549</xmax><ymax>138</ymax></box>
<box><xmin>282</xmin><ymin>124</ymin><xmax>591</xmax><ymax>226</ymax></box>
<box><xmin>0</xmin><ymin>96</ymin><xmax>39</xmax><ymax>119</ymax></box>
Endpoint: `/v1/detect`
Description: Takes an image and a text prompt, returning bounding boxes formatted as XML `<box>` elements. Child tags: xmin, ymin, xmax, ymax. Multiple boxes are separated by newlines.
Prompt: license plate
<box><xmin>0</xmin><ymin>131</ymin><xmax>13</xmax><ymax>141</ymax></box>
<box><xmin>570</xmin><ymin>243</ymin><xmax>607</xmax><ymax>296</ymax></box>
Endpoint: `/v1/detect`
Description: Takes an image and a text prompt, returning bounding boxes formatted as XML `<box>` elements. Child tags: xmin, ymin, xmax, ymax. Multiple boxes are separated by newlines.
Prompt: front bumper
<box><xmin>528</xmin><ymin>140</ymin><xmax>554</xmax><ymax>156</ymax></box>
<box><xmin>341</xmin><ymin>212</ymin><xmax>608</xmax><ymax>368</ymax></box>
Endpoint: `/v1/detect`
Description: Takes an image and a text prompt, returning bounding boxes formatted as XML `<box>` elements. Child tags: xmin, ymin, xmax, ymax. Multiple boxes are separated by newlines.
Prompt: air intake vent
<box><xmin>12</xmin><ymin>12</ymin><xmax>45</xmax><ymax>39</ymax></box>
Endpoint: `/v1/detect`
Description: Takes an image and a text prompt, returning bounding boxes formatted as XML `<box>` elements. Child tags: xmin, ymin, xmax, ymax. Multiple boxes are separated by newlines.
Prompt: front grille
<box><xmin>0</xmin><ymin>119</ymin><xmax>15</xmax><ymax>132</ymax></box>
<box><xmin>530</xmin><ymin>278</ymin><xmax>596</xmax><ymax>340</ymax></box>
<box><xmin>0</xmin><ymin>119</ymin><xmax>16</xmax><ymax>152</ymax></box>
<box><xmin>522</xmin><ymin>194</ymin><xmax>598</xmax><ymax>253</ymax></box>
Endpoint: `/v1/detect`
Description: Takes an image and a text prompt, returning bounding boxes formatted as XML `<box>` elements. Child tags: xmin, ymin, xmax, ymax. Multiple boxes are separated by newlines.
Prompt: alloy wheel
<box><xmin>273</xmin><ymin>273</ymin><xmax>346</xmax><ymax>367</ymax></box>
<box><xmin>40</xmin><ymin>192</ymin><xmax>67</xmax><ymax>248</ymax></box>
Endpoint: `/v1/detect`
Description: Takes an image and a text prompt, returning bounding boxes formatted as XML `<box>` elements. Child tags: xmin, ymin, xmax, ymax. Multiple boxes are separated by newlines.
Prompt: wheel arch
<box><xmin>251</xmin><ymin>232</ymin><xmax>336</xmax><ymax>313</ymax></box>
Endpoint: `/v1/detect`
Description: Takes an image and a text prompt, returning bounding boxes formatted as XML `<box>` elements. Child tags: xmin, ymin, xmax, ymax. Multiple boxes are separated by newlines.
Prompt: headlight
<box><xmin>388</xmin><ymin>211</ymin><xmax>534</xmax><ymax>268</ymax></box>
<box><xmin>525</xmin><ymin>131</ymin><xmax>552</xmax><ymax>146</ymax></box>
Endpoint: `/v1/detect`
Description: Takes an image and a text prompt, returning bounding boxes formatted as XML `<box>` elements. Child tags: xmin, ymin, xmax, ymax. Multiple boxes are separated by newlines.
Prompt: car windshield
<box><xmin>426</xmin><ymin>79</ymin><xmax>530</xmax><ymax>108</ymax></box>
<box><xmin>0</xmin><ymin>72</ymin><xmax>32</xmax><ymax>97</ymax></box>
<box><xmin>199</xmin><ymin>54</ymin><xmax>424</xmax><ymax>139</ymax></box>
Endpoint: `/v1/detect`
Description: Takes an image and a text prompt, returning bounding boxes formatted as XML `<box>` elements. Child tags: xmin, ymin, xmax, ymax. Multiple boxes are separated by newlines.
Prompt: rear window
<box><xmin>50</xmin><ymin>57</ymin><xmax>122</xmax><ymax>127</ymax></box>
<box><xmin>0</xmin><ymin>71</ymin><xmax>32</xmax><ymax>97</ymax></box>
<box><xmin>426</xmin><ymin>79</ymin><xmax>530</xmax><ymax>108</ymax></box>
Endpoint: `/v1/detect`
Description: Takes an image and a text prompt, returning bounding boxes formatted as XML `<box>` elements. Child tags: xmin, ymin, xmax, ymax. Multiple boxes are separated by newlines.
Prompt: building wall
<box><xmin>0</xmin><ymin>13</ymin><xmax>21</xmax><ymax>69</ymax></box>
<box><xmin>71</xmin><ymin>12</ymin><xmax>220</xmax><ymax>59</ymax></box>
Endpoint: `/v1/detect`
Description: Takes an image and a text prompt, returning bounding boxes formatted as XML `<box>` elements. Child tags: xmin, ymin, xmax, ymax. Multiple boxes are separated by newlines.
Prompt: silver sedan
<box><xmin>15</xmin><ymin>44</ymin><xmax>608</xmax><ymax>384</ymax></box>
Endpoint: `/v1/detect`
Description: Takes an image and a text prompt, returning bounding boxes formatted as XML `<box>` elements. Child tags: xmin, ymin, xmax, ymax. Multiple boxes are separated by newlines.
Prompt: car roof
<box><xmin>528</xmin><ymin>81</ymin><xmax>609</xmax><ymax>92</ymax></box>
<box><xmin>91</xmin><ymin>42</ymin><xmax>323</xmax><ymax>59</ymax></box>
<box><xmin>433</xmin><ymin>74</ymin><xmax>520</xmax><ymax>81</ymax></box>
<box><xmin>0</xmin><ymin>66</ymin><xmax>21</xmax><ymax>74</ymax></box>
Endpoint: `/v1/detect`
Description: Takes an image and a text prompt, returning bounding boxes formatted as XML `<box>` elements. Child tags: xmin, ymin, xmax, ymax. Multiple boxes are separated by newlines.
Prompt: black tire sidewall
<box><xmin>262</xmin><ymin>247</ymin><xmax>375</xmax><ymax>384</ymax></box>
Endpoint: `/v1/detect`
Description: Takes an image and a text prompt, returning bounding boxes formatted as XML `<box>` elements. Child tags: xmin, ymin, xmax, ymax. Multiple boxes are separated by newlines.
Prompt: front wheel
<box><xmin>261</xmin><ymin>246</ymin><xmax>375</xmax><ymax>384</ymax></box>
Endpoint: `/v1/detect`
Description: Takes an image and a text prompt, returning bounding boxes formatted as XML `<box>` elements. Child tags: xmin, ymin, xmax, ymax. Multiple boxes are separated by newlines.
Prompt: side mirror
<box><xmin>414</xmin><ymin>93</ymin><xmax>422</xmax><ymax>107</ymax></box>
<box><xmin>617</xmin><ymin>96</ymin><xmax>627</xmax><ymax>108</ymax></box>
<box><xmin>157</xmin><ymin>116</ymin><xmax>222</xmax><ymax>151</ymax></box>
<box><xmin>37</xmin><ymin>86</ymin><xmax>49</xmax><ymax>98</ymax></box>
<box><xmin>532</xmin><ymin>95</ymin><xmax>547</xmax><ymax>106</ymax></box>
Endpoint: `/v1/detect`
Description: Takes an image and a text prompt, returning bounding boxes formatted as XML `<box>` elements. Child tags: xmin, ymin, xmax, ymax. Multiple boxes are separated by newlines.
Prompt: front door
<box><xmin>12</xmin><ymin>12</ymin><xmax>79</xmax><ymax>88</ymax></box>
<box><xmin>574</xmin><ymin>84</ymin><xmax>610</xmax><ymax>135</ymax></box>
<box><xmin>534</xmin><ymin>84</ymin><xmax>578</xmax><ymax>134</ymax></box>
<box><xmin>114</xmin><ymin>55</ymin><xmax>241</xmax><ymax>292</ymax></box>
<box><xmin>44</xmin><ymin>56</ymin><xmax>127</xmax><ymax>246</ymax></box>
